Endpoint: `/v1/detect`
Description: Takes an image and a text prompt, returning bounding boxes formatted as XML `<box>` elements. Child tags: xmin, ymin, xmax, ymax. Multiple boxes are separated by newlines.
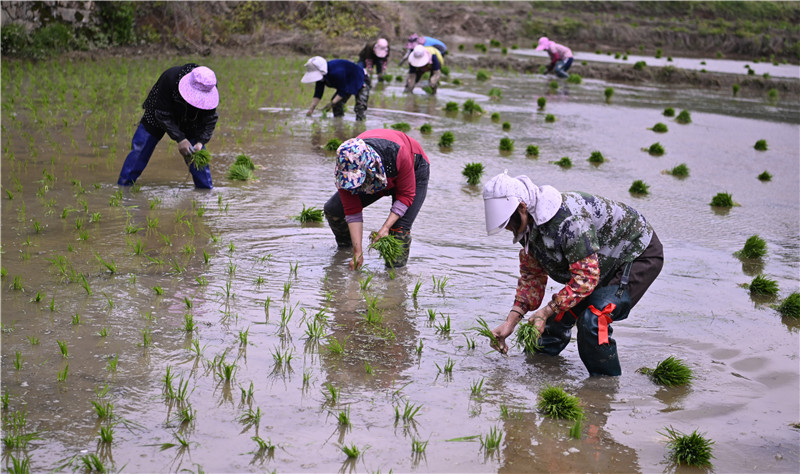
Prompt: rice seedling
<box><xmin>324</xmin><ymin>138</ymin><xmax>342</xmax><ymax>151</ymax></box>
<box><xmin>776</xmin><ymin>292</ymin><xmax>800</xmax><ymax>318</ymax></box>
<box><xmin>337</xmin><ymin>406</ymin><xmax>351</xmax><ymax>427</ymax></box>
<box><xmin>30</xmin><ymin>291</ymin><xmax>44</xmax><ymax>303</ymax></box>
<box><xmin>633</xmin><ymin>61</ymin><xmax>646</xmax><ymax>71</ymax></box>
<box><xmin>501</xmin><ymin>121</ymin><xmax>511</xmax><ymax>131</ymax></box>
<box><xmin>98</xmin><ymin>327</ymin><xmax>108</xmax><ymax>337</ymax></box>
<box><xmin>432</xmin><ymin>275</ymin><xmax>450</xmax><ymax>292</ymax></box>
<box><xmin>106</xmin><ymin>354</ymin><xmax>119</xmax><ymax>373</ymax></box>
<box><xmin>390</xmin><ymin>122</ymin><xmax>411</xmax><ymax>132</ymax></box>
<box><xmin>638</xmin><ymin>356</ymin><xmax>693</xmax><ymax>386</ymax></box>
<box><xmin>239</xmin><ymin>407</ymin><xmax>262</xmax><ymax>428</ymax></box>
<box><xmin>754</xmin><ymin>139</ymin><xmax>768</xmax><ymax>151</ymax></box>
<box><xmin>462</xmin><ymin>162</ymin><xmax>484</xmax><ymax>185</ymax></box>
<box><xmin>470</xmin><ymin>378</ymin><xmax>485</xmax><ymax>397</ymax></box>
<box><xmin>604</xmin><ymin>87</ymin><xmax>614</xmax><ymax>102</ymax></box>
<box><xmin>153</xmin><ymin>285</ymin><xmax>163</xmax><ymax>295</ymax></box>
<box><xmin>480</xmin><ymin>426</ymin><xmax>503</xmax><ymax>452</ymax></box>
<box><xmin>411</xmin><ymin>438</ymin><xmax>429</xmax><ymax>454</ymax></box>
<box><xmin>588</xmin><ymin>150</ymin><xmax>605</xmax><ymax>164</ymax></box>
<box><xmin>757</xmin><ymin>170</ymin><xmax>772</xmax><ymax>181</ymax></box>
<box><xmin>8</xmin><ymin>454</ymin><xmax>30</xmax><ymax>473</ymax></box>
<box><xmin>395</xmin><ymin>400</ymin><xmax>422</xmax><ymax>422</ymax></box>
<box><xmin>412</xmin><ymin>278</ymin><xmax>423</xmax><ymax>298</ymax></box>
<box><xmin>341</xmin><ymin>443</ymin><xmax>361</xmax><ymax>458</ymax></box>
<box><xmin>149</xmin><ymin>196</ymin><xmax>162</xmax><ymax>209</ymax></box>
<box><xmin>472</xmin><ymin>318</ymin><xmax>500</xmax><ymax>348</ymax></box>
<box><xmin>434</xmin><ymin>358</ymin><xmax>455</xmax><ymax>374</ymax></box>
<box><xmin>78</xmin><ymin>274</ymin><xmax>92</xmax><ymax>294</ymax></box>
<box><xmin>2</xmin><ymin>393</ymin><xmax>9</xmax><ymax>410</ymax></box>
<box><xmin>434</xmin><ymin>315</ymin><xmax>451</xmax><ymax>334</ymax></box>
<box><xmin>767</xmin><ymin>88</ymin><xmax>778</xmax><ymax>100</ymax></box>
<box><xmin>647</xmin><ymin>142</ymin><xmax>665</xmax><ymax>156</ymax></box>
<box><xmin>80</xmin><ymin>454</ymin><xmax>106</xmax><ymax>473</ymax></box>
<box><xmin>553</xmin><ymin>156</ymin><xmax>572</xmax><ymax>168</ymax></box>
<box><xmin>369</xmin><ymin>234</ymin><xmax>405</xmax><ymax>267</ymax></box>
<box><xmin>537</xmin><ymin>96</ymin><xmax>546</xmax><ymax>109</ymax></box>
<box><xmin>666</xmin><ymin>163</ymin><xmax>689</xmax><ymax>177</ymax></box>
<box><xmin>476</xmin><ymin>70</ymin><xmax>490</xmax><ymax>81</ymax></box>
<box><xmin>27</xmin><ymin>335</ymin><xmax>39</xmax><ymax>345</ymax></box>
<box><xmin>227</xmin><ymin>163</ymin><xmax>254</xmax><ymax>181</ymax></box>
<box><xmin>525</xmin><ymin>145</ymin><xmax>540</xmax><ymax>157</ymax></box>
<box><xmin>500</xmin><ymin>404</ymin><xmax>524</xmax><ymax>420</ymax></box>
<box><xmin>419</xmin><ymin>123</ymin><xmax>432</xmax><ymax>133</ymax></box>
<box><xmin>488</xmin><ymin>88</ymin><xmax>502</xmax><ymax>99</ymax></box>
<box><xmin>293</xmin><ymin>204</ymin><xmax>323</xmax><ymax>223</ymax></box>
<box><xmin>749</xmin><ymin>274</ymin><xmax>779</xmax><ymax>296</ymax></box>
<box><xmin>515</xmin><ymin>322</ymin><xmax>542</xmax><ymax>353</ymax></box>
<box><xmin>444</xmin><ymin>101</ymin><xmax>459</xmax><ymax>112</ymax></box>
<box><xmin>57</xmin><ymin>339</ymin><xmax>68</xmax><ymax>359</ymax></box>
<box><xmin>91</xmin><ymin>400</ymin><xmax>114</xmax><ymax>419</ymax></box>
<box><xmin>93</xmin><ymin>252</ymin><xmax>117</xmax><ymax>274</ymax></box>
<box><xmin>13</xmin><ymin>352</ymin><xmax>23</xmax><ymax>371</ymax></box>
<box><xmin>660</xmin><ymin>426</ymin><xmax>715</xmax><ymax>467</ymax></box>
<box><xmin>234</xmin><ymin>154</ymin><xmax>255</xmax><ymax>170</ymax></box>
<box><xmin>71</xmin><ymin>312</ymin><xmax>81</xmax><ymax>325</ymax></box>
<box><xmin>462</xmin><ymin>99</ymin><xmax>484</xmax><ymax>115</ymax></box>
<box><xmin>323</xmin><ymin>383</ymin><xmax>340</xmax><ymax>404</ymax></box>
<box><xmin>710</xmin><ymin>192</ymin><xmax>735</xmax><ymax>207</ymax></box>
<box><xmin>567</xmin><ymin>73</ymin><xmax>582</xmax><ymax>84</ymax></box>
<box><xmin>438</xmin><ymin>131</ymin><xmax>455</xmax><ymax>148</ymax></box>
<box><xmin>736</xmin><ymin>235</ymin><xmax>767</xmax><ymax>259</ymax></box>
<box><xmin>650</xmin><ymin>122</ymin><xmax>668</xmax><ymax>133</ymax></box>
<box><xmin>98</xmin><ymin>424</ymin><xmax>114</xmax><ymax>444</ymax></box>
<box><xmin>544</xmin><ymin>114</ymin><xmax>556</xmax><ymax>123</ymax></box>
<box><xmin>499</xmin><ymin>137</ymin><xmax>514</xmax><ymax>152</ymax></box>
<box><xmin>252</xmin><ymin>436</ymin><xmax>276</xmax><ymax>454</ymax></box>
<box><xmin>629</xmin><ymin>180</ymin><xmax>650</xmax><ymax>195</ymax></box>
<box><xmin>272</xmin><ymin>347</ymin><xmax>294</xmax><ymax>367</ymax></box>
<box><xmin>189</xmin><ymin>149</ymin><xmax>212</xmax><ymax>168</ymax></box>
<box><xmin>676</xmin><ymin>110</ymin><xmax>692</xmax><ymax>124</ymax></box>
<box><xmin>490</xmin><ymin>112</ymin><xmax>501</xmax><ymax>122</ymax></box>
<box><xmin>569</xmin><ymin>418</ymin><xmax>583</xmax><ymax>439</ymax></box>
<box><xmin>732</xmin><ymin>83</ymin><xmax>740</xmax><ymax>96</ymax></box>
<box><xmin>464</xmin><ymin>334</ymin><xmax>476</xmax><ymax>350</ymax></box>
<box><xmin>537</xmin><ymin>385</ymin><xmax>584</xmax><ymax>421</ymax></box>
<box><xmin>141</xmin><ymin>328</ymin><xmax>153</xmax><ymax>347</ymax></box>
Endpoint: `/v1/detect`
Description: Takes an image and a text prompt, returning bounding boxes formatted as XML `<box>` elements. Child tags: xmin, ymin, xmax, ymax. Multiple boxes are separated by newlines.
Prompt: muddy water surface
<box><xmin>2</xmin><ymin>55</ymin><xmax>799</xmax><ymax>473</ymax></box>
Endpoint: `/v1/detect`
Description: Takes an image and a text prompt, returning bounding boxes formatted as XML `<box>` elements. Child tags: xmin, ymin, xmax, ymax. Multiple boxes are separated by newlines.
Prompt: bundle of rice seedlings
<box><xmin>754</xmin><ymin>139</ymin><xmax>768</xmax><ymax>151</ymax></box>
<box><xmin>553</xmin><ymin>156</ymin><xmax>571</xmax><ymax>168</ymax></box>
<box><xmin>588</xmin><ymin>151</ymin><xmax>605</xmax><ymax>164</ymax></box>
<box><xmin>294</xmin><ymin>204</ymin><xmax>323</xmax><ymax>223</ymax></box>
<box><xmin>633</xmin><ymin>61</ymin><xmax>646</xmax><ymax>71</ymax></box>
<box><xmin>472</xmin><ymin>318</ymin><xmax>500</xmax><ymax>348</ymax></box>
<box><xmin>490</xmin><ymin>112</ymin><xmax>501</xmax><ymax>122</ymax></box>
<box><xmin>776</xmin><ymin>292</ymin><xmax>800</xmax><ymax>318</ymax></box>
<box><xmin>324</xmin><ymin>139</ymin><xmax>342</xmax><ymax>152</ymax></box>
<box><xmin>189</xmin><ymin>149</ymin><xmax>212</xmax><ymax>168</ymax></box>
<box><xmin>667</xmin><ymin>163</ymin><xmax>689</xmax><ymax>177</ymax></box>
<box><xmin>526</xmin><ymin>145</ymin><xmax>540</xmax><ymax>157</ymax></box>
<box><xmin>390</xmin><ymin>122</ymin><xmax>411</xmax><ymax>132</ymax></box>
<box><xmin>549</xmin><ymin>80</ymin><xmax>559</xmax><ymax>90</ymax></box>
<box><xmin>419</xmin><ymin>123</ymin><xmax>432</xmax><ymax>133</ymax></box>
<box><xmin>537</xmin><ymin>385</ymin><xmax>584</xmax><ymax>421</ymax></box>
<box><xmin>567</xmin><ymin>74</ymin><xmax>582</xmax><ymax>84</ymax></box>
<box><xmin>604</xmin><ymin>87</ymin><xmax>614</xmax><ymax>102</ymax></box>
<box><xmin>234</xmin><ymin>154</ymin><xmax>255</xmax><ymax>170</ymax></box>
<box><xmin>629</xmin><ymin>180</ymin><xmax>650</xmax><ymax>195</ymax></box>
<box><xmin>660</xmin><ymin>426</ymin><xmax>715</xmax><ymax>468</ymax></box>
<box><xmin>476</xmin><ymin>70</ymin><xmax>490</xmax><ymax>81</ymax></box>
<box><xmin>438</xmin><ymin>131</ymin><xmax>455</xmax><ymax>148</ymax></box>
<box><xmin>544</xmin><ymin>114</ymin><xmax>556</xmax><ymax>123</ymax></box>
<box><xmin>676</xmin><ymin>110</ymin><xmax>692</xmax><ymax>124</ymax></box>
<box><xmin>638</xmin><ymin>356</ymin><xmax>693</xmax><ymax>386</ymax></box>
<box><xmin>749</xmin><ymin>274</ymin><xmax>779</xmax><ymax>296</ymax></box>
<box><xmin>462</xmin><ymin>99</ymin><xmax>484</xmax><ymax>115</ymax></box>
<box><xmin>537</xmin><ymin>97</ymin><xmax>546</xmax><ymax>109</ymax></box>
<box><xmin>650</xmin><ymin>123</ymin><xmax>668</xmax><ymax>133</ymax></box>
<box><xmin>647</xmin><ymin>142</ymin><xmax>665</xmax><ymax>156</ymax></box>
<box><xmin>488</xmin><ymin>88</ymin><xmax>502</xmax><ymax>99</ymax></box>
<box><xmin>441</xmin><ymin>65</ymin><xmax>450</xmax><ymax>76</ymax></box>
<box><xmin>452</xmin><ymin>78</ymin><xmax>462</xmax><ymax>85</ymax></box>
<box><xmin>732</xmin><ymin>84</ymin><xmax>740</xmax><ymax>96</ymax></box>
<box><xmin>368</xmin><ymin>234</ymin><xmax>405</xmax><ymax>267</ymax></box>
<box><xmin>663</xmin><ymin>107</ymin><xmax>675</xmax><ymax>117</ymax></box>
<box><xmin>735</xmin><ymin>235</ymin><xmax>767</xmax><ymax>259</ymax></box>
<box><xmin>709</xmin><ymin>192</ymin><xmax>734</xmax><ymax>207</ymax></box>
<box><xmin>502</xmin><ymin>121</ymin><xmax>511</xmax><ymax>131</ymax></box>
<box><xmin>380</xmin><ymin>74</ymin><xmax>393</xmax><ymax>82</ymax></box>
<box><xmin>757</xmin><ymin>171</ymin><xmax>772</xmax><ymax>181</ymax></box>
<box><xmin>514</xmin><ymin>322</ymin><xmax>541</xmax><ymax>353</ymax></box>
<box><xmin>462</xmin><ymin>162</ymin><xmax>484</xmax><ymax>185</ymax></box>
<box><xmin>499</xmin><ymin>138</ymin><xmax>514</xmax><ymax>152</ymax></box>
<box><xmin>444</xmin><ymin>101</ymin><xmax>459</xmax><ymax>112</ymax></box>
<box><xmin>227</xmin><ymin>163</ymin><xmax>254</xmax><ymax>181</ymax></box>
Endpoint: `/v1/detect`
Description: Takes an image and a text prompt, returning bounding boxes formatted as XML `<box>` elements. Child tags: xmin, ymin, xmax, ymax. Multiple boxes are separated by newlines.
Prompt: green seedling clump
<box><xmin>491</xmin><ymin>112</ymin><xmax>501</xmax><ymax>121</ymax></box>
<box><xmin>661</xmin><ymin>426</ymin><xmax>715</xmax><ymax>468</ymax></box>
<box><xmin>757</xmin><ymin>171</ymin><xmax>772</xmax><ymax>181</ymax></box>
<box><xmin>537</xmin><ymin>385</ymin><xmax>584</xmax><ymax>421</ymax></box>
<box><xmin>444</xmin><ymin>101</ymin><xmax>459</xmax><ymax>112</ymax></box>
<box><xmin>604</xmin><ymin>87</ymin><xmax>614</xmax><ymax>102</ymax></box>
<box><xmin>190</xmin><ymin>149</ymin><xmax>212</xmax><ymax>168</ymax></box>
<box><xmin>544</xmin><ymin>114</ymin><xmax>556</xmax><ymax>123</ymax></box>
<box><xmin>754</xmin><ymin>139</ymin><xmax>768</xmax><ymax>151</ymax></box>
<box><xmin>553</xmin><ymin>156</ymin><xmax>572</xmax><ymax>168</ymax></box>
<box><xmin>629</xmin><ymin>180</ymin><xmax>650</xmax><ymax>195</ymax></box>
<box><xmin>462</xmin><ymin>162</ymin><xmax>485</xmax><ymax>185</ymax></box>
<box><xmin>419</xmin><ymin>123</ymin><xmax>432</xmax><ymax>133</ymax></box>
<box><xmin>227</xmin><ymin>163</ymin><xmax>254</xmax><ymax>181</ymax></box>
<box><xmin>749</xmin><ymin>274</ymin><xmax>779</xmax><ymax>296</ymax></box>
<box><xmin>767</xmin><ymin>88</ymin><xmax>778</xmax><ymax>100</ymax></box>
<box><xmin>710</xmin><ymin>192</ymin><xmax>734</xmax><ymax>207</ymax></box>
<box><xmin>633</xmin><ymin>60</ymin><xmax>646</xmax><ymax>70</ymax></box>
<box><xmin>462</xmin><ymin>99</ymin><xmax>484</xmax><ymax>115</ymax></box>
<box><xmin>324</xmin><ymin>138</ymin><xmax>342</xmax><ymax>151</ymax></box>
<box><xmin>438</xmin><ymin>131</ymin><xmax>455</xmax><ymax>148</ymax></box>
<box><xmin>549</xmin><ymin>80</ymin><xmax>559</xmax><ymax>89</ymax></box>
<box><xmin>638</xmin><ymin>356</ymin><xmax>693</xmax><ymax>386</ymax></box>
<box><xmin>588</xmin><ymin>151</ymin><xmax>605</xmax><ymax>164</ymax></box>
<box><xmin>526</xmin><ymin>145</ymin><xmax>540</xmax><ymax>157</ymax></box>
<box><xmin>663</xmin><ymin>107</ymin><xmax>675</xmax><ymax>117</ymax></box>
<box><xmin>499</xmin><ymin>137</ymin><xmax>515</xmax><ymax>152</ymax></box>
<box><xmin>567</xmin><ymin>74</ymin><xmax>582</xmax><ymax>84</ymax></box>
<box><xmin>515</xmin><ymin>322</ymin><xmax>542</xmax><ymax>353</ymax></box>
<box><xmin>647</xmin><ymin>142</ymin><xmax>665</xmax><ymax>156</ymax></box>
<box><xmin>537</xmin><ymin>97</ymin><xmax>546</xmax><ymax>109</ymax></box>
<box><xmin>668</xmin><ymin>163</ymin><xmax>689</xmax><ymax>177</ymax></box>
<box><xmin>651</xmin><ymin>122</ymin><xmax>668</xmax><ymax>133</ymax></box>
<box><xmin>475</xmin><ymin>43</ymin><xmax>487</xmax><ymax>53</ymax></box>
<box><xmin>380</xmin><ymin>74</ymin><xmax>393</xmax><ymax>82</ymax></box>
<box><xmin>502</xmin><ymin>121</ymin><xmax>511</xmax><ymax>131</ymax></box>
<box><xmin>736</xmin><ymin>235</ymin><xmax>767</xmax><ymax>259</ymax></box>
<box><xmin>390</xmin><ymin>122</ymin><xmax>411</xmax><ymax>132</ymax></box>
<box><xmin>234</xmin><ymin>154</ymin><xmax>255</xmax><ymax>170</ymax></box>
<box><xmin>369</xmin><ymin>234</ymin><xmax>405</xmax><ymax>267</ymax></box>
<box><xmin>476</xmin><ymin>70</ymin><xmax>490</xmax><ymax>81</ymax></box>
<box><xmin>488</xmin><ymin>88</ymin><xmax>502</xmax><ymax>99</ymax></box>
<box><xmin>294</xmin><ymin>204</ymin><xmax>323</xmax><ymax>223</ymax></box>
<box><xmin>776</xmin><ymin>292</ymin><xmax>800</xmax><ymax>318</ymax></box>
<box><xmin>676</xmin><ymin>110</ymin><xmax>692</xmax><ymax>124</ymax></box>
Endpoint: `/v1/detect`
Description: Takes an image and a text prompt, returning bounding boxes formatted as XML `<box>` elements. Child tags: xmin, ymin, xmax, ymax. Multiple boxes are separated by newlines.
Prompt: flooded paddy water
<box><xmin>1</xmin><ymin>54</ymin><xmax>798</xmax><ymax>473</ymax></box>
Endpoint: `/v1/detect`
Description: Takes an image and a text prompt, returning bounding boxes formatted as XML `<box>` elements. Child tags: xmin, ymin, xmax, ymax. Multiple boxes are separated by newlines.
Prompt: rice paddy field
<box><xmin>1</xmin><ymin>53</ymin><xmax>799</xmax><ymax>473</ymax></box>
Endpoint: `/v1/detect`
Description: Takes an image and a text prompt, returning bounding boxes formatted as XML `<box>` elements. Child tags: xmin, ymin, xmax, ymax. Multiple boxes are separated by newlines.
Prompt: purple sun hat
<box><xmin>178</xmin><ymin>66</ymin><xmax>219</xmax><ymax>110</ymax></box>
<box><xmin>335</xmin><ymin>138</ymin><xmax>386</xmax><ymax>192</ymax></box>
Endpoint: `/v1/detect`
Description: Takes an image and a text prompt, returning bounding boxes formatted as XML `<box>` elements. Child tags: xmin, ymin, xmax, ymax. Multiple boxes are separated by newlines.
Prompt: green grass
<box><xmin>499</xmin><ymin>137</ymin><xmax>514</xmax><ymax>152</ymax></box>
<box><xmin>754</xmin><ymin>139</ymin><xmax>768</xmax><ymax>151</ymax></box>
<box><xmin>668</xmin><ymin>163</ymin><xmax>689</xmax><ymax>177</ymax></box>
<box><xmin>294</xmin><ymin>204</ymin><xmax>323</xmax><ymax>223</ymax></box>
<box><xmin>629</xmin><ymin>180</ymin><xmax>650</xmax><ymax>195</ymax></box>
<box><xmin>749</xmin><ymin>274</ymin><xmax>779</xmax><ymax>296</ymax></box>
<box><xmin>638</xmin><ymin>356</ymin><xmax>694</xmax><ymax>386</ymax></box>
<box><xmin>537</xmin><ymin>385</ymin><xmax>584</xmax><ymax>421</ymax></box>
<box><xmin>462</xmin><ymin>162</ymin><xmax>485</xmax><ymax>185</ymax></box>
<box><xmin>710</xmin><ymin>192</ymin><xmax>734</xmax><ymax>207</ymax></box>
<box><xmin>776</xmin><ymin>292</ymin><xmax>800</xmax><ymax>318</ymax></box>
<box><xmin>661</xmin><ymin>426</ymin><xmax>715</xmax><ymax>467</ymax></box>
<box><xmin>736</xmin><ymin>235</ymin><xmax>767</xmax><ymax>259</ymax></box>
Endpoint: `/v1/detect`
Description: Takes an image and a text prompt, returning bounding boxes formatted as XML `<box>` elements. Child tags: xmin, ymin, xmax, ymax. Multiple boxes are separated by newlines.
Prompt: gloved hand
<box><xmin>178</xmin><ymin>139</ymin><xmax>193</xmax><ymax>157</ymax></box>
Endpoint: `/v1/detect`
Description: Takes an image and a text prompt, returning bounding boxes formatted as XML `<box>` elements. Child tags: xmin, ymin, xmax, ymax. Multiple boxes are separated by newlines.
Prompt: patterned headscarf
<box><xmin>335</xmin><ymin>138</ymin><xmax>387</xmax><ymax>194</ymax></box>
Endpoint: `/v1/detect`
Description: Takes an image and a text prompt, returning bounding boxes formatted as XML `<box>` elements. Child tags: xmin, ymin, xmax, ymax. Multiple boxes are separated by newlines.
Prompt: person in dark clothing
<box><xmin>117</xmin><ymin>63</ymin><xmax>218</xmax><ymax>189</ymax></box>
<box><xmin>302</xmin><ymin>56</ymin><xmax>369</xmax><ymax>121</ymax></box>
<box><xmin>357</xmin><ymin>38</ymin><xmax>390</xmax><ymax>82</ymax></box>
<box><xmin>324</xmin><ymin>129</ymin><xmax>430</xmax><ymax>269</ymax></box>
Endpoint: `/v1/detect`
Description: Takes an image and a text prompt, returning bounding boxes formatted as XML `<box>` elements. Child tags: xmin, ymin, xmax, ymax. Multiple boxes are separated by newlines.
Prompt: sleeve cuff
<box><xmin>390</xmin><ymin>201</ymin><xmax>408</xmax><ymax>217</ymax></box>
<box><xmin>345</xmin><ymin>213</ymin><xmax>363</xmax><ymax>224</ymax></box>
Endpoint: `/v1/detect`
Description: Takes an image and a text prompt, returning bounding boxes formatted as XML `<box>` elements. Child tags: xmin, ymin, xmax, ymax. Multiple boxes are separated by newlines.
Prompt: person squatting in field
<box><xmin>404</xmin><ymin>44</ymin><xmax>444</xmax><ymax>95</ymax></box>
<box><xmin>483</xmin><ymin>172</ymin><xmax>663</xmax><ymax>376</ymax></box>
<box><xmin>302</xmin><ymin>56</ymin><xmax>370</xmax><ymax>121</ymax></box>
<box><xmin>117</xmin><ymin>63</ymin><xmax>219</xmax><ymax>188</ymax></box>
<box><xmin>357</xmin><ymin>38</ymin><xmax>390</xmax><ymax>83</ymax></box>
<box><xmin>537</xmin><ymin>36</ymin><xmax>574</xmax><ymax>79</ymax></box>
<box><xmin>324</xmin><ymin>129</ymin><xmax>430</xmax><ymax>270</ymax></box>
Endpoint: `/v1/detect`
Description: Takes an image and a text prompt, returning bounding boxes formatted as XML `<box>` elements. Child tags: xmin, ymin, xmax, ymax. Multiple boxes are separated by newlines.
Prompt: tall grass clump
<box><xmin>749</xmin><ymin>275</ymin><xmax>779</xmax><ymax>296</ymax></box>
<box><xmin>462</xmin><ymin>162</ymin><xmax>485</xmax><ymax>185</ymax></box>
<box><xmin>638</xmin><ymin>356</ymin><xmax>693</xmax><ymax>386</ymax></box>
<box><xmin>661</xmin><ymin>426</ymin><xmax>715</xmax><ymax>468</ymax></box>
<box><xmin>754</xmin><ymin>139</ymin><xmax>768</xmax><ymax>151</ymax></box>
<box><xmin>676</xmin><ymin>110</ymin><xmax>692</xmax><ymax>124</ymax></box>
<box><xmin>776</xmin><ymin>292</ymin><xmax>800</xmax><ymax>318</ymax></box>
<box><xmin>736</xmin><ymin>235</ymin><xmax>767</xmax><ymax>259</ymax></box>
<box><xmin>710</xmin><ymin>192</ymin><xmax>734</xmax><ymax>207</ymax></box>
<box><xmin>537</xmin><ymin>385</ymin><xmax>584</xmax><ymax>421</ymax></box>
<box><xmin>499</xmin><ymin>137</ymin><xmax>514</xmax><ymax>152</ymax></box>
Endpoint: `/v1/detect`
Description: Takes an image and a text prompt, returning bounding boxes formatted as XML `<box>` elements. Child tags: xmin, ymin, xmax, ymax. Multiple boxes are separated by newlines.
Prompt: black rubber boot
<box><xmin>574</xmin><ymin>285</ymin><xmax>632</xmax><ymax>376</ymax></box>
<box><xmin>324</xmin><ymin>212</ymin><xmax>352</xmax><ymax>248</ymax></box>
<box><xmin>388</xmin><ymin>228</ymin><xmax>412</xmax><ymax>268</ymax></box>
<box><xmin>535</xmin><ymin>311</ymin><xmax>576</xmax><ymax>356</ymax></box>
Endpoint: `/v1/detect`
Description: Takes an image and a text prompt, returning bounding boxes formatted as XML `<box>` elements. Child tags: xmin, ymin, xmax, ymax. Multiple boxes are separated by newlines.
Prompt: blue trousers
<box><xmin>117</xmin><ymin>124</ymin><xmax>213</xmax><ymax>188</ymax></box>
<box><xmin>554</xmin><ymin>57</ymin><xmax>574</xmax><ymax>78</ymax></box>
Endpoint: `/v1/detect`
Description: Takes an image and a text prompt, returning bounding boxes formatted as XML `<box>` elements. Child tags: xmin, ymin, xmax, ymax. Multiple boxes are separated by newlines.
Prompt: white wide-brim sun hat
<box><xmin>301</xmin><ymin>56</ymin><xmax>328</xmax><ymax>83</ymax></box>
<box><xmin>408</xmin><ymin>45</ymin><xmax>431</xmax><ymax>68</ymax></box>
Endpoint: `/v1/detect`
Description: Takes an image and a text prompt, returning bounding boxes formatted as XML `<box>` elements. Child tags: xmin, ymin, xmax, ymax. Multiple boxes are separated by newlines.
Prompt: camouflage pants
<box><xmin>332</xmin><ymin>81</ymin><xmax>370</xmax><ymax>121</ymax></box>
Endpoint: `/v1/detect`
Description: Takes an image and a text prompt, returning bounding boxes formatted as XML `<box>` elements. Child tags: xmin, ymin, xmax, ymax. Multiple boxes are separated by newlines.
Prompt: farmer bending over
<box><xmin>117</xmin><ymin>64</ymin><xmax>218</xmax><ymax>188</ymax></box>
<box><xmin>357</xmin><ymin>38</ymin><xmax>390</xmax><ymax>83</ymax></box>
<box><xmin>404</xmin><ymin>45</ymin><xmax>443</xmax><ymax>95</ymax></box>
<box><xmin>324</xmin><ymin>129</ymin><xmax>430</xmax><ymax>269</ymax></box>
<box><xmin>302</xmin><ymin>56</ymin><xmax>369</xmax><ymax>121</ymax></box>
<box><xmin>399</xmin><ymin>33</ymin><xmax>447</xmax><ymax>66</ymax></box>
<box><xmin>484</xmin><ymin>172</ymin><xmax>663</xmax><ymax>376</ymax></box>
<box><xmin>537</xmin><ymin>36</ymin><xmax>574</xmax><ymax>79</ymax></box>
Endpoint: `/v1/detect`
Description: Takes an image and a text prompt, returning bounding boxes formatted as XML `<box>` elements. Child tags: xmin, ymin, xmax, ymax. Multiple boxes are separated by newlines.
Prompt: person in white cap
<box><xmin>536</xmin><ymin>36</ymin><xmax>574</xmax><ymax>78</ymax></box>
<box><xmin>483</xmin><ymin>172</ymin><xmax>663</xmax><ymax>376</ymax></box>
<box><xmin>357</xmin><ymin>38</ymin><xmax>390</xmax><ymax>82</ymax></box>
<box><xmin>118</xmin><ymin>63</ymin><xmax>219</xmax><ymax>188</ymax></box>
<box><xmin>302</xmin><ymin>56</ymin><xmax>369</xmax><ymax>121</ymax></box>
<box><xmin>404</xmin><ymin>44</ymin><xmax>444</xmax><ymax>94</ymax></box>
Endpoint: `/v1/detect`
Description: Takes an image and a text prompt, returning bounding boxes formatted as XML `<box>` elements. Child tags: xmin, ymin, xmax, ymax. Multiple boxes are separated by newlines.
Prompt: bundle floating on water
<box><xmin>324</xmin><ymin>139</ymin><xmax>342</xmax><ymax>152</ymax></box>
<box><xmin>660</xmin><ymin>426</ymin><xmax>715</xmax><ymax>468</ymax></box>
<box><xmin>189</xmin><ymin>149</ymin><xmax>212</xmax><ymax>168</ymax></box>
<box><xmin>514</xmin><ymin>321</ymin><xmax>542</xmax><ymax>353</ymax></box>
<box><xmin>638</xmin><ymin>356</ymin><xmax>693</xmax><ymax>386</ymax></box>
<box><xmin>227</xmin><ymin>163</ymin><xmax>254</xmax><ymax>181</ymax></box>
<box><xmin>537</xmin><ymin>385</ymin><xmax>584</xmax><ymax>421</ymax></box>
<box><xmin>462</xmin><ymin>162</ymin><xmax>485</xmax><ymax>185</ymax></box>
<box><xmin>294</xmin><ymin>204</ymin><xmax>323</xmax><ymax>223</ymax></box>
<box><xmin>234</xmin><ymin>154</ymin><xmax>255</xmax><ymax>170</ymax></box>
<box><xmin>368</xmin><ymin>233</ymin><xmax>405</xmax><ymax>267</ymax></box>
<box><xmin>390</xmin><ymin>122</ymin><xmax>411</xmax><ymax>132</ymax></box>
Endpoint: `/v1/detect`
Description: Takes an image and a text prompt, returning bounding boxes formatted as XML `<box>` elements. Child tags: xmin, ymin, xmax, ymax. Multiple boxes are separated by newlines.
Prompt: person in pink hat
<box><xmin>357</xmin><ymin>38</ymin><xmax>391</xmax><ymax>82</ymax></box>
<box><xmin>536</xmin><ymin>36</ymin><xmax>574</xmax><ymax>79</ymax></box>
<box><xmin>403</xmin><ymin>44</ymin><xmax>443</xmax><ymax>94</ymax></box>
<box><xmin>117</xmin><ymin>63</ymin><xmax>219</xmax><ymax>188</ymax></box>
<box><xmin>399</xmin><ymin>33</ymin><xmax>447</xmax><ymax>66</ymax></box>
